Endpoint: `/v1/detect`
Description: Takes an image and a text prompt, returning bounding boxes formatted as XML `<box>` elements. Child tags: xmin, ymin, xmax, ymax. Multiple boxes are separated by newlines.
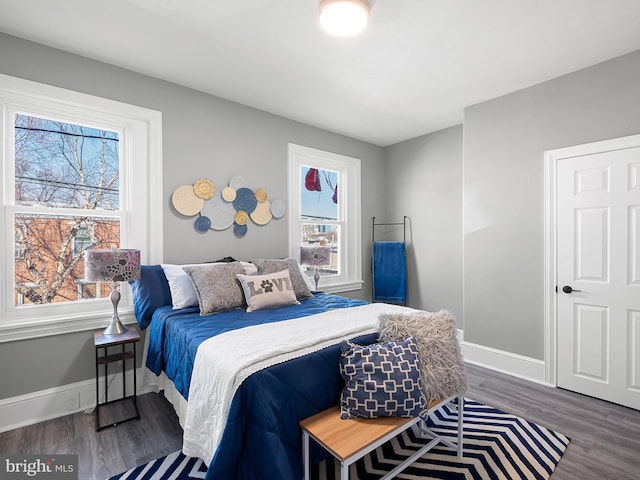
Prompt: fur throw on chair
<box><xmin>379</xmin><ymin>310</ymin><xmax>467</xmax><ymax>402</ymax></box>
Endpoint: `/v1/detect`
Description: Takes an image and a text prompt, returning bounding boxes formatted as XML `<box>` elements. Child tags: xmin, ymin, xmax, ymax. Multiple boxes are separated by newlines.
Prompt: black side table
<box><xmin>94</xmin><ymin>328</ymin><xmax>141</xmax><ymax>431</ymax></box>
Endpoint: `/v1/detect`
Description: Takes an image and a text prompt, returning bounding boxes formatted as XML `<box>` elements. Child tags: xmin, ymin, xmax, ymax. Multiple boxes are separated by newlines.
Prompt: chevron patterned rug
<box><xmin>109</xmin><ymin>399</ymin><xmax>570</xmax><ymax>480</ymax></box>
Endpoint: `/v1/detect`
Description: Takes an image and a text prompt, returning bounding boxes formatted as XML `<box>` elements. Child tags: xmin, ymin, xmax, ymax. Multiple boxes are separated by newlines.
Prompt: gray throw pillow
<box><xmin>183</xmin><ymin>262</ymin><xmax>245</xmax><ymax>315</ymax></box>
<box><xmin>251</xmin><ymin>258</ymin><xmax>313</xmax><ymax>300</ymax></box>
<box><xmin>378</xmin><ymin>310</ymin><xmax>467</xmax><ymax>402</ymax></box>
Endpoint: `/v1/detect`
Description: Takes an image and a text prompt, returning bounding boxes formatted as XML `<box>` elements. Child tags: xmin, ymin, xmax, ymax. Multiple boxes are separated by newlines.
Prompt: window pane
<box><xmin>14</xmin><ymin>214</ymin><xmax>120</xmax><ymax>306</ymax></box>
<box><xmin>14</xmin><ymin>114</ymin><xmax>120</xmax><ymax>210</ymax></box>
<box><xmin>301</xmin><ymin>223</ymin><xmax>340</xmax><ymax>278</ymax></box>
<box><xmin>300</xmin><ymin>167</ymin><xmax>338</xmax><ymax>220</ymax></box>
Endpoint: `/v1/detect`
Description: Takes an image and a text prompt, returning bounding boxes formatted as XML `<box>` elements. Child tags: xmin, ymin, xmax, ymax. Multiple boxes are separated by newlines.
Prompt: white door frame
<box><xmin>544</xmin><ymin>133</ymin><xmax>640</xmax><ymax>387</ymax></box>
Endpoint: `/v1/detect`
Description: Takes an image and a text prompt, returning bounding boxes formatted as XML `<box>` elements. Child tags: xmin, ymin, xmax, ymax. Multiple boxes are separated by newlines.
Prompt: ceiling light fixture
<box><xmin>319</xmin><ymin>0</ymin><xmax>369</xmax><ymax>37</ymax></box>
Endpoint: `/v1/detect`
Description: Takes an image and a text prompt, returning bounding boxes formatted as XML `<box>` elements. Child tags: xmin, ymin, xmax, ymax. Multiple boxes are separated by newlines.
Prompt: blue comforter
<box><xmin>145</xmin><ymin>293</ymin><xmax>371</xmax><ymax>479</ymax></box>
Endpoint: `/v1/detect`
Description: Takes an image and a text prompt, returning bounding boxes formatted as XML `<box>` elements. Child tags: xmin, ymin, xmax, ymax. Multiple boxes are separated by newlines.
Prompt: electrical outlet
<box><xmin>65</xmin><ymin>391</ymin><xmax>80</xmax><ymax>411</ymax></box>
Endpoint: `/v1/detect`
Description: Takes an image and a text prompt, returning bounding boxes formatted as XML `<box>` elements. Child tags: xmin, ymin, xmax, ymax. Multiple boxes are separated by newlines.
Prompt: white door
<box><xmin>556</xmin><ymin>142</ymin><xmax>640</xmax><ymax>410</ymax></box>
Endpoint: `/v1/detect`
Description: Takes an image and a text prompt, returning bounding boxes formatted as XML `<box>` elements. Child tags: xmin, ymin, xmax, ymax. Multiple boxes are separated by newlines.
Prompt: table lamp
<box><xmin>85</xmin><ymin>248</ymin><xmax>141</xmax><ymax>335</ymax></box>
<box><xmin>300</xmin><ymin>245</ymin><xmax>331</xmax><ymax>291</ymax></box>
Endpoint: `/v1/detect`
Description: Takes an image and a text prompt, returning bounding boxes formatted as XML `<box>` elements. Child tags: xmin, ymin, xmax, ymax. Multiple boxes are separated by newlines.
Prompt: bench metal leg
<box><xmin>340</xmin><ymin>461</ymin><xmax>348</xmax><ymax>480</ymax></box>
<box><xmin>380</xmin><ymin>435</ymin><xmax>440</xmax><ymax>480</ymax></box>
<box><xmin>457</xmin><ymin>395</ymin><xmax>464</xmax><ymax>457</ymax></box>
<box><xmin>416</xmin><ymin>395</ymin><xmax>465</xmax><ymax>457</ymax></box>
<box><xmin>302</xmin><ymin>430</ymin><xmax>310</xmax><ymax>480</ymax></box>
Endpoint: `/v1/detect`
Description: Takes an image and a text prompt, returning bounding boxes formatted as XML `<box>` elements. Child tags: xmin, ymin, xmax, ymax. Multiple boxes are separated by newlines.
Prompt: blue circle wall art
<box><xmin>233</xmin><ymin>223</ymin><xmax>248</xmax><ymax>238</ymax></box>
<box><xmin>194</xmin><ymin>215</ymin><xmax>212</xmax><ymax>233</ymax></box>
<box><xmin>232</xmin><ymin>187</ymin><xmax>258</xmax><ymax>214</ymax></box>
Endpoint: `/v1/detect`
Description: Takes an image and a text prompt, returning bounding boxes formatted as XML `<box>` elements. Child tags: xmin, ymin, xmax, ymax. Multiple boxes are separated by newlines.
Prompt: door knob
<box><xmin>562</xmin><ymin>285</ymin><xmax>582</xmax><ymax>294</ymax></box>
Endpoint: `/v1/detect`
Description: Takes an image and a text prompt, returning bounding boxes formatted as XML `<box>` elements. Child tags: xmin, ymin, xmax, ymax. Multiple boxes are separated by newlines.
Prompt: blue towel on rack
<box><xmin>372</xmin><ymin>241</ymin><xmax>406</xmax><ymax>304</ymax></box>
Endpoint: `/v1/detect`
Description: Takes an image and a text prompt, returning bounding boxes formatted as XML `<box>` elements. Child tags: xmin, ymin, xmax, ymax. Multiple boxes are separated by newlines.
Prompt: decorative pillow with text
<box><xmin>237</xmin><ymin>269</ymin><xmax>300</xmax><ymax>312</ymax></box>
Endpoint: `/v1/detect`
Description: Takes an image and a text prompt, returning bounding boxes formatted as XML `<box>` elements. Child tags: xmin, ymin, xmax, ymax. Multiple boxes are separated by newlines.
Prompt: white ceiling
<box><xmin>1</xmin><ymin>0</ymin><xmax>640</xmax><ymax>146</ymax></box>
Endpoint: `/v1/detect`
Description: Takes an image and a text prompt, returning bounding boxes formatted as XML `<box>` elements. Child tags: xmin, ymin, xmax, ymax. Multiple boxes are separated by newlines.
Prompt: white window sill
<box><xmin>0</xmin><ymin>309</ymin><xmax>137</xmax><ymax>343</ymax></box>
<box><xmin>320</xmin><ymin>280</ymin><xmax>364</xmax><ymax>295</ymax></box>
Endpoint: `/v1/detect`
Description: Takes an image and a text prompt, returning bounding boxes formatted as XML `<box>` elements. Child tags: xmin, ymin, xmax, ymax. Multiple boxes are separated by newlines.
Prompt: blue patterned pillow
<box><xmin>339</xmin><ymin>337</ymin><xmax>427</xmax><ymax>419</ymax></box>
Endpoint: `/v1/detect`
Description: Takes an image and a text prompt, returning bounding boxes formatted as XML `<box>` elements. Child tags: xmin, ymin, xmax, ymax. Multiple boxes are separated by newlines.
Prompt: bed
<box><xmin>129</xmin><ymin>260</ymin><xmax>465</xmax><ymax>480</ymax></box>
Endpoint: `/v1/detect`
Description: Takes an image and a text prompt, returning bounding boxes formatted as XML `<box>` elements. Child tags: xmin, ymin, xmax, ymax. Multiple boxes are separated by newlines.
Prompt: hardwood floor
<box><xmin>0</xmin><ymin>393</ymin><xmax>183</xmax><ymax>480</ymax></box>
<box><xmin>1</xmin><ymin>363</ymin><xmax>639</xmax><ymax>479</ymax></box>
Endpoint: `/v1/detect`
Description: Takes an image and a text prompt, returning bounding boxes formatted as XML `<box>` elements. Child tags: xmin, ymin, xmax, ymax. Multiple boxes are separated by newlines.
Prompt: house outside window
<box><xmin>288</xmin><ymin>143</ymin><xmax>362</xmax><ymax>293</ymax></box>
<box><xmin>14</xmin><ymin>221</ymin><xmax>26</xmax><ymax>259</ymax></box>
<box><xmin>0</xmin><ymin>74</ymin><xmax>162</xmax><ymax>342</ymax></box>
<box><xmin>72</xmin><ymin>223</ymin><xmax>95</xmax><ymax>256</ymax></box>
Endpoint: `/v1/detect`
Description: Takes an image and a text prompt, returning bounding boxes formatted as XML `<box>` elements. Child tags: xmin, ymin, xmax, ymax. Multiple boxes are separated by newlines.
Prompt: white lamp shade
<box><xmin>320</xmin><ymin>0</ymin><xmax>369</xmax><ymax>37</ymax></box>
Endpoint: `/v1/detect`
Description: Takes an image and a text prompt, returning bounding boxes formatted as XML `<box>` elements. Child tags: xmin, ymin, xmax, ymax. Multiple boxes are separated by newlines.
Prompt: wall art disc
<box><xmin>233</xmin><ymin>223</ymin><xmax>248</xmax><ymax>237</ymax></box>
<box><xmin>232</xmin><ymin>187</ymin><xmax>257</xmax><ymax>214</ymax></box>
<box><xmin>201</xmin><ymin>191</ymin><xmax>236</xmax><ymax>230</ymax></box>
<box><xmin>194</xmin><ymin>215</ymin><xmax>212</xmax><ymax>232</ymax></box>
<box><xmin>255</xmin><ymin>188</ymin><xmax>268</xmax><ymax>203</ymax></box>
<box><xmin>250</xmin><ymin>200</ymin><xmax>272</xmax><ymax>225</ymax></box>
<box><xmin>172</xmin><ymin>185</ymin><xmax>204</xmax><ymax>216</ymax></box>
<box><xmin>271</xmin><ymin>199</ymin><xmax>286</xmax><ymax>219</ymax></box>
<box><xmin>193</xmin><ymin>178</ymin><xmax>216</xmax><ymax>199</ymax></box>
<box><xmin>229</xmin><ymin>176</ymin><xmax>247</xmax><ymax>190</ymax></box>
<box><xmin>222</xmin><ymin>186</ymin><xmax>236</xmax><ymax>202</ymax></box>
<box><xmin>234</xmin><ymin>210</ymin><xmax>249</xmax><ymax>226</ymax></box>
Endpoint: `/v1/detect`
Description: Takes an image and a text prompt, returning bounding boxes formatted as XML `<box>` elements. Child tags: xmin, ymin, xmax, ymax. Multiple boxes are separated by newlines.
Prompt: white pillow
<box><xmin>237</xmin><ymin>269</ymin><xmax>300</xmax><ymax>312</ymax></box>
<box><xmin>162</xmin><ymin>261</ymin><xmax>257</xmax><ymax>310</ymax></box>
<box><xmin>161</xmin><ymin>263</ymin><xmax>206</xmax><ymax>309</ymax></box>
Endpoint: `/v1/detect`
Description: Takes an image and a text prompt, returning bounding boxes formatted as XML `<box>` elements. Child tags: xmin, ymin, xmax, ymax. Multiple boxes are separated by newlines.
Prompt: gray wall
<box><xmin>382</xmin><ymin>126</ymin><xmax>464</xmax><ymax>324</ymax></box>
<box><xmin>463</xmin><ymin>49</ymin><xmax>640</xmax><ymax>359</ymax></box>
<box><xmin>0</xmin><ymin>33</ymin><xmax>386</xmax><ymax>399</ymax></box>
<box><xmin>2</xmin><ymin>30</ymin><xmax>640</xmax><ymax>400</ymax></box>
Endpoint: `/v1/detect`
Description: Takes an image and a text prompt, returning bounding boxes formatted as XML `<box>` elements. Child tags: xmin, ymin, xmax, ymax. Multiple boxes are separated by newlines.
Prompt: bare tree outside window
<box><xmin>13</xmin><ymin>114</ymin><xmax>121</xmax><ymax>305</ymax></box>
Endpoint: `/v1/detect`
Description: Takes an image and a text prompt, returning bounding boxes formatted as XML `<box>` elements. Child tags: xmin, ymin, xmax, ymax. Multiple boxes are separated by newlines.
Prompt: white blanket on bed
<box><xmin>182</xmin><ymin>302</ymin><xmax>414</xmax><ymax>464</ymax></box>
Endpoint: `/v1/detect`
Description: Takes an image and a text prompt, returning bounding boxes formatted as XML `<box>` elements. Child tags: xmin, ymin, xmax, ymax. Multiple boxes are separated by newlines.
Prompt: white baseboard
<box><xmin>458</xmin><ymin>329</ymin><xmax>551</xmax><ymax>386</ymax></box>
<box><xmin>0</xmin><ymin>368</ymin><xmax>153</xmax><ymax>434</ymax></box>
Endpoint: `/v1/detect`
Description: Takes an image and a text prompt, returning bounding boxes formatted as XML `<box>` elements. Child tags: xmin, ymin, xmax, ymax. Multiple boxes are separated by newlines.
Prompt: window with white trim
<box><xmin>0</xmin><ymin>74</ymin><xmax>162</xmax><ymax>341</ymax></box>
<box><xmin>288</xmin><ymin>144</ymin><xmax>362</xmax><ymax>293</ymax></box>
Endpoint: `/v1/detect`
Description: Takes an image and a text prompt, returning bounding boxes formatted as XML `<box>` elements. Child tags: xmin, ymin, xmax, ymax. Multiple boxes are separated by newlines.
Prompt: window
<box><xmin>288</xmin><ymin>144</ymin><xmax>362</xmax><ymax>293</ymax></box>
<box><xmin>0</xmin><ymin>74</ymin><xmax>162</xmax><ymax>342</ymax></box>
<box><xmin>13</xmin><ymin>115</ymin><xmax>121</xmax><ymax>306</ymax></box>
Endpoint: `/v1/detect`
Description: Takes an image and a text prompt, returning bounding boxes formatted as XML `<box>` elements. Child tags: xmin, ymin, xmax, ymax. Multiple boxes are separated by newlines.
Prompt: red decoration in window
<box><xmin>305</xmin><ymin>168</ymin><xmax>322</xmax><ymax>192</ymax></box>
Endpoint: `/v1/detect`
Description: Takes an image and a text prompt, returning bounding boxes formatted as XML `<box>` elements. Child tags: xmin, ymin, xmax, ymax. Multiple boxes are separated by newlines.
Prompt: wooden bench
<box><xmin>299</xmin><ymin>395</ymin><xmax>464</xmax><ymax>480</ymax></box>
